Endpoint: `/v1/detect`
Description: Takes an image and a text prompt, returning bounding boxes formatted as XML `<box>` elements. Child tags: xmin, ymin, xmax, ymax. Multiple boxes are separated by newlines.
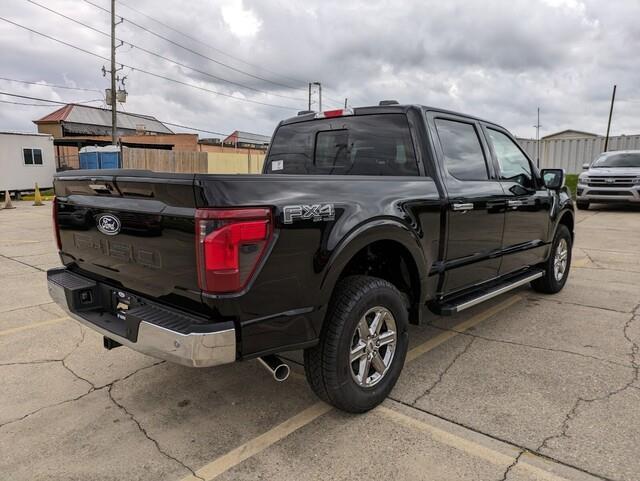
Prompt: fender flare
<box><xmin>318</xmin><ymin>218</ymin><xmax>429</xmax><ymax>306</ymax></box>
<box><xmin>551</xmin><ymin>206</ymin><xmax>575</xmax><ymax>239</ymax></box>
<box><xmin>543</xmin><ymin>206</ymin><xmax>574</xmax><ymax>263</ymax></box>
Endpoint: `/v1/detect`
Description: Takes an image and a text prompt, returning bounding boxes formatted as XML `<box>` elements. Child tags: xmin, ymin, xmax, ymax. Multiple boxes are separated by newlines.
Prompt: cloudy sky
<box><xmin>1</xmin><ymin>0</ymin><xmax>639</xmax><ymax>140</ymax></box>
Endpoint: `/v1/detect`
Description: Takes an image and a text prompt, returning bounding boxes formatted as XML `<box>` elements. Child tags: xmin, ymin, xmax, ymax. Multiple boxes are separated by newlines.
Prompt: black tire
<box><xmin>576</xmin><ymin>200</ymin><xmax>590</xmax><ymax>210</ymax></box>
<box><xmin>531</xmin><ymin>224</ymin><xmax>572</xmax><ymax>294</ymax></box>
<box><xmin>303</xmin><ymin>275</ymin><xmax>409</xmax><ymax>413</ymax></box>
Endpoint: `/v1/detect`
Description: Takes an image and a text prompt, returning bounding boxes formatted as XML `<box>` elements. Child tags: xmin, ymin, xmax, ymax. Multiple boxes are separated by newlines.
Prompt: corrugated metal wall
<box><xmin>518</xmin><ymin>135</ymin><xmax>640</xmax><ymax>173</ymax></box>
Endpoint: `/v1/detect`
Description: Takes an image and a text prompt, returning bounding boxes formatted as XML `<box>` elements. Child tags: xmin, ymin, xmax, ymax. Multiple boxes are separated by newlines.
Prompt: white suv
<box><xmin>576</xmin><ymin>150</ymin><xmax>640</xmax><ymax>210</ymax></box>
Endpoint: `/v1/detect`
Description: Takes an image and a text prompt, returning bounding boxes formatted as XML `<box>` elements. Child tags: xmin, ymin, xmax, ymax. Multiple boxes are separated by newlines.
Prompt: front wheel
<box><xmin>304</xmin><ymin>276</ymin><xmax>409</xmax><ymax>413</ymax></box>
<box><xmin>531</xmin><ymin>224</ymin><xmax>572</xmax><ymax>294</ymax></box>
<box><xmin>576</xmin><ymin>200</ymin><xmax>590</xmax><ymax>210</ymax></box>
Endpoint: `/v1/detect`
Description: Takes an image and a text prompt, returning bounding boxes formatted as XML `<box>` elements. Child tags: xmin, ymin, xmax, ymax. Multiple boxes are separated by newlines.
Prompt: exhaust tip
<box><xmin>258</xmin><ymin>355</ymin><xmax>290</xmax><ymax>382</ymax></box>
<box><xmin>273</xmin><ymin>363</ymin><xmax>290</xmax><ymax>382</ymax></box>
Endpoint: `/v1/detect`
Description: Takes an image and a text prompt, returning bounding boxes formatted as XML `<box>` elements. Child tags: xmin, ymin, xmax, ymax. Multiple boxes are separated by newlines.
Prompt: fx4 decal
<box><xmin>283</xmin><ymin>204</ymin><xmax>335</xmax><ymax>224</ymax></box>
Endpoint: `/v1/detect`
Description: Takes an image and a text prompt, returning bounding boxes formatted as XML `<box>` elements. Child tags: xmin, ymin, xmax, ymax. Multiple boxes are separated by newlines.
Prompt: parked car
<box><xmin>47</xmin><ymin>103</ymin><xmax>574</xmax><ymax>413</ymax></box>
<box><xmin>577</xmin><ymin>150</ymin><xmax>640</xmax><ymax>209</ymax></box>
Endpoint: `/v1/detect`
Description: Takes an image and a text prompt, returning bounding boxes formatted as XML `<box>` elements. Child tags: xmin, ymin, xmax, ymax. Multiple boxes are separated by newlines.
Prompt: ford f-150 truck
<box><xmin>47</xmin><ymin>103</ymin><xmax>574</xmax><ymax>413</ymax></box>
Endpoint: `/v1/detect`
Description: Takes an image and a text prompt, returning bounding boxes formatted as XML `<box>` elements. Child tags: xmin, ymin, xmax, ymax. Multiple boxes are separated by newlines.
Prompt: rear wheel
<box><xmin>304</xmin><ymin>276</ymin><xmax>408</xmax><ymax>413</ymax></box>
<box><xmin>531</xmin><ymin>224</ymin><xmax>572</xmax><ymax>294</ymax></box>
<box><xmin>576</xmin><ymin>200</ymin><xmax>590</xmax><ymax>210</ymax></box>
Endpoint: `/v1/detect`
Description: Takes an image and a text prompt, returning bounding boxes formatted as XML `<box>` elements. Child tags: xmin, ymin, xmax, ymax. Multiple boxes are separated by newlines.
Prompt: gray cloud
<box><xmin>1</xmin><ymin>0</ymin><xmax>639</xmax><ymax>140</ymax></box>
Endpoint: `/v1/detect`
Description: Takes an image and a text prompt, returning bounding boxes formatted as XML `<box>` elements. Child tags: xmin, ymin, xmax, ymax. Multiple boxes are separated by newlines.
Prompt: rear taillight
<box><xmin>52</xmin><ymin>197</ymin><xmax>62</xmax><ymax>251</ymax></box>
<box><xmin>195</xmin><ymin>208</ymin><xmax>273</xmax><ymax>294</ymax></box>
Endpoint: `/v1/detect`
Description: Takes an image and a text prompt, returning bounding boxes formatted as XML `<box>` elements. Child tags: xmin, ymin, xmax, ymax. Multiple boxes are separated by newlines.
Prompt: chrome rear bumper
<box><xmin>47</xmin><ymin>268</ymin><xmax>236</xmax><ymax>367</ymax></box>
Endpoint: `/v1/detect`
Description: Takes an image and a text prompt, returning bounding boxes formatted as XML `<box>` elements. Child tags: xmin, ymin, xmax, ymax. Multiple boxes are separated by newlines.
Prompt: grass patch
<box><xmin>1</xmin><ymin>189</ymin><xmax>55</xmax><ymax>202</ymax></box>
<box><xmin>565</xmin><ymin>174</ymin><xmax>578</xmax><ymax>199</ymax></box>
<box><xmin>21</xmin><ymin>195</ymin><xmax>55</xmax><ymax>201</ymax></box>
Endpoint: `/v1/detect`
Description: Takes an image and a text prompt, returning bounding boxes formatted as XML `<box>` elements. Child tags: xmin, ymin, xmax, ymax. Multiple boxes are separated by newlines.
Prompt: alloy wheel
<box><xmin>554</xmin><ymin>238</ymin><xmax>569</xmax><ymax>282</ymax></box>
<box><xmin>349</xmin><ymin>306</ymin><xmax>397</xmax><ymax>387</ymax></box>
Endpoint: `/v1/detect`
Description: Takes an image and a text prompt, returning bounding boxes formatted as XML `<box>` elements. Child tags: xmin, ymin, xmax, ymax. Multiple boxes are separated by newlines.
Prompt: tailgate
<box><xmin>54</xmin><ymin>171</ymin><xmax>202</xmax><ymax>308</ymax></box>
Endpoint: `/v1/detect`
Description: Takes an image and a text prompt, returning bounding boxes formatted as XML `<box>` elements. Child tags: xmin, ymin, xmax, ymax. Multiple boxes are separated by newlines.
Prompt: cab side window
<box><xmin>486</xmin><ymin>129</ymin><xmax>535</xmax><ymax>189</ymax></box>
<box><xmin>434</xmin><ymin>118</ymin><xmax>489</xmax><ymax>181</ymax></box>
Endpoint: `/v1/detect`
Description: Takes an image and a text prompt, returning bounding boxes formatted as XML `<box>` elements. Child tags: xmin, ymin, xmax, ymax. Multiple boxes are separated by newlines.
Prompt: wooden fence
<box><xmin>206</xmin><ymin>151</ymin><xmax>265</xmax><ymax>174</ymax></box>
<box><xmin>122</xmin><ymin>147</ymin><xmax>208</xmax><ymax>173</ymax></box>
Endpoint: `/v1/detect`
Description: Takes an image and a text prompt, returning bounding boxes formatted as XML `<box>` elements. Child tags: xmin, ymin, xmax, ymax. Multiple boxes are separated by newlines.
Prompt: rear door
<box><xmin>428</xmin><ymin>113</ymin><xmax>506</xmax><ymax>294</ymax></box>
<box><xmin>481</xmin><ymin>125</ymin><xmax>552</xmax><ymax>275</ymax></box>
<box><xmin>54</xmin><ymin>172</ymin><xmax>203</xmax><ymax>309</ymax></box>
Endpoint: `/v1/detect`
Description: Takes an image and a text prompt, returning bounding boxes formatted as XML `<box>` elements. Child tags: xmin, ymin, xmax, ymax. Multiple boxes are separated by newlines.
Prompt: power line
<box><xmin>160</xmin><ymin>121</ymin><xmax>245</xmax><ymax>138</ymax></box>
<box><xmin>116</xmin><ymin>0</ymin><xmax>308</xmax><ymax>87</ymax></box>
<box><xmin>114</xmin><ymin>1</ymin><xmax>357</xmax><ymax>107</ymax></box>
<box><xmin>0</xmin><ymin>99</ymin><xmax>66</xmax><ymax>107</ymax></box>
<box><xmin>0</xmin><ymin>15</ymin><xmax>299</xmax><ymax>111</ymax></box>
<box><xmin>25</xmin><ymin>0</ymin><xmax>305</xmax><ymax>102</ymax></box>
<box><xmin>0</xmin><ymin>92</ymin><xmax>104</xmax><ymax>105</ymax></box>
<box><xmin>83</xmin><ymin>0</ymin><xmax>305</xmax><ymax>93</ymax></box>
<box><xmin>0</xmin><ymin>76</ymin><xmax>102</xmax><ymax>93</ymax></box>
<box><xmin>0</xmin><ymin>91</ymin><xmax>269</xmax><ymax>142</ymax></box>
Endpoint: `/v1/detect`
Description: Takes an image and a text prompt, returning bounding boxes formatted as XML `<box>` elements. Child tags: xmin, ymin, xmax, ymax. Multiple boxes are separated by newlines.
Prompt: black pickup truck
<box><xmin>47</xmin><ymin>103</ymin><xmax>574</xmax><ymax>413</ymax></box>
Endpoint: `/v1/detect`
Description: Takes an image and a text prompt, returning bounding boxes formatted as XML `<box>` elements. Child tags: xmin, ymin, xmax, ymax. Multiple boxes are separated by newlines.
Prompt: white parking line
<box><xmin>376</xmin><ymin>404</ymin><xmax>518</xmax><ymax>467</ymax></box>
<box><xmin>181</xmin><ymin>294</ymin><xmax>524</xmax><ymax>481</ymax></box>
<box><xmin>378</xmin><ymin>402</ymin><xmax>601</xmax><ymax>481</ymax></box>
<box><xmin>0</xmin><ymin>316</ymin><xmax>69</xmax><ymax>337</ymax></box>
<box><xmin>179</xmin><ymin>402</ymin><xmax>332</xmax><ymax>481</ymax></box>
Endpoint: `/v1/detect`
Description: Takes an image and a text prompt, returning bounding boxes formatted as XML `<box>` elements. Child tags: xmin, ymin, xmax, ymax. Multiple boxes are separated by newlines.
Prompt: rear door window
<box><xmin>266</xmin><ymin>114</ymin><xmax>419</xmax><ymax>176</ymax></box>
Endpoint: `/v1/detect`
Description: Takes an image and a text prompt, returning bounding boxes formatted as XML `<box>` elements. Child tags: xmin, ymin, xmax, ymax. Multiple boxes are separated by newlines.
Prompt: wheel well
<box><xmin>558</xmin><ymin>211</ymin><xmax>574</xmax><ymax>240</ymax></box>
<box><xmin>338</xmin><ymin>240</ymin><xmax>421</xmax><ymax>324</ymax></box>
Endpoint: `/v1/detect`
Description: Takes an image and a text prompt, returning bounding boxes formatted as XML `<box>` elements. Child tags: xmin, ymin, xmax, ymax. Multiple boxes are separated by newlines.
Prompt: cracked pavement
<box><xmin>1</xmin><ymin>202</ymin><xmax>640</xmax><ymax>481</ymax></box>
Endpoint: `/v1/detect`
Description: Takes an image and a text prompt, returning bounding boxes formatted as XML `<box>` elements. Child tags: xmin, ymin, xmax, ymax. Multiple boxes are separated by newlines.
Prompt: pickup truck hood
<box><xmin>587</xmin><ymin>167</ymin><xmax>640</xmax><ymax>176</ymax></box>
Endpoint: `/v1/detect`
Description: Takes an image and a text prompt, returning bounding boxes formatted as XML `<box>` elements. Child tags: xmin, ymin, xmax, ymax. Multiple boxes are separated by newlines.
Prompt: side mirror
<box><xmin>541</xmin><ymin>168</ymin><xmax>564</xmax><ymax>190</ymax></box>
<box><xmin>582</xmin><ymin>162</ymin><xmax>590</xmax><ymax>170</ymax></box>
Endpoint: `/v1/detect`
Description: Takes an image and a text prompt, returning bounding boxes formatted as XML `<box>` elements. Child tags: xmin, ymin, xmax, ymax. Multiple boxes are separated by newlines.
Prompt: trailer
<box><xmin>0</xmin><ymin>132</ymin><xmax>56</xmax><ymax>194</ymax></box>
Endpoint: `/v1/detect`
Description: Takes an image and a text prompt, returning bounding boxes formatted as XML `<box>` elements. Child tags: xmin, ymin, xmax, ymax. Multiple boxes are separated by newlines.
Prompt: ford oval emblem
<box><xmin>96</xmin><ymin>213</ymin><xmax>121</xmax><ymax>236</ymax></box>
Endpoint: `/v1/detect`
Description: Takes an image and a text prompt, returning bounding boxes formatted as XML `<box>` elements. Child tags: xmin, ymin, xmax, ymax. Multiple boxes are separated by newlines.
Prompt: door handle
<box><xmin>507</xmin><ymin>200</ymin><xmax>523</xmax><ymax>208</ymax></box>
<box><xmin>452</xmin><ymin>203</ymin><xmax>474</xmax><ymax>212</ymax></box>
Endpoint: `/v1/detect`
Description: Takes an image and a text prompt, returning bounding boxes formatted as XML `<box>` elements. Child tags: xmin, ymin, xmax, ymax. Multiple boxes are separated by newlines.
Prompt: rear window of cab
<box><xmin>265</xmin><ymin>114</ymin><xmax>419</xmax><ymax>176</ymax></box>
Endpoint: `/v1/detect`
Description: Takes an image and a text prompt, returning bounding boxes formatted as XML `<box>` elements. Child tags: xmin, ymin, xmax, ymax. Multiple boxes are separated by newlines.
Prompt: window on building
<box><xmin>434</xmin><ymin>119</ymin><xmax>489</xmax><ymax>181</ymax></box>
<box><xmin>23</xmin><ymin>148</ymin><xmax>43</xmax><ymax>165</ymax></box>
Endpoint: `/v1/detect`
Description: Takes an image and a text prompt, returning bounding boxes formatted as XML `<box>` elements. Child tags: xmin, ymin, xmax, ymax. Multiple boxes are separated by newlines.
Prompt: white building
<box><xmin>0</xmin><ymin>132</ymin><xmax>56</xmax><ymax>192</ymax></box>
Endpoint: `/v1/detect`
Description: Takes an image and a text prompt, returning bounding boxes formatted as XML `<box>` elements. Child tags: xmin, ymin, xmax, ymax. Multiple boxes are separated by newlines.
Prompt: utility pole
<box><xmin>344</xmin><ymin>98</ymin><xmax>348</xmax><ymax>108</ymax></box>
<box><xmin>604</xmin><ymin>84</ymin><xmax>616</xmax><ymax>152</ymax></box>
<box><xmin>110</xmin><ymin>0</ymin><xmax>117</xmax><ymax>145</ymax></box>
<box><xmin>533</xmin><ymin>107</ymin><xmax>541</xmax><ymax>168</ymax></box>
<box><xmin>308</xmin><ymin>82</ymin><xmax>322</xmax><ymax>112</ymax></box>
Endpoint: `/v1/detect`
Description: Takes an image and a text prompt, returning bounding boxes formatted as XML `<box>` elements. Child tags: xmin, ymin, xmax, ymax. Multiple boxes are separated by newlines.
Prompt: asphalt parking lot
<box><xmin>1</xmin><ymin>202</ymin><xmax>639</xmax><ymax>481</ymax></box>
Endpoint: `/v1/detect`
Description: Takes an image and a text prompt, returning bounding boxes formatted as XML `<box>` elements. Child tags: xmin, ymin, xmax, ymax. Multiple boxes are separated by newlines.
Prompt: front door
<box><xmin>429</xmin><ymin>115</ymin><xmax>506</xmax><ymax>294</ymax></box>
<box><xmin>481</xmin><ymin>125</ymin><xmax>552</xmax><ymax>275</ymax></box>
